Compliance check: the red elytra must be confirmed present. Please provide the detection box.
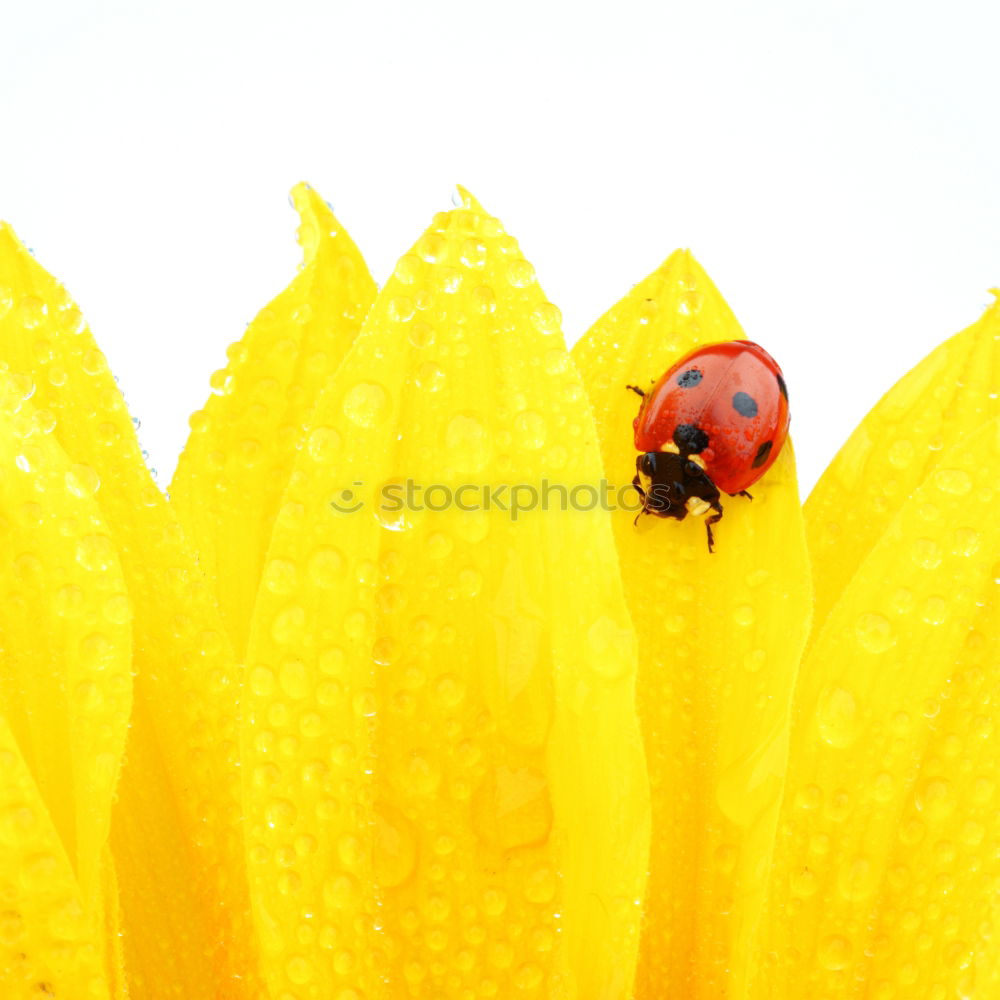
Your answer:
[628,340,790,550]
[633,340,789,492]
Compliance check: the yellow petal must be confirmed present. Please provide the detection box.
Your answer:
[171,183,377,653]
[0,226,259,995]
[244,192,650,997]
[0,374,131,905]
[758,416,999,996]
[0,374,132,998]
[805,293,1000,632]
[573,249,812,997]
[0,710,110,998]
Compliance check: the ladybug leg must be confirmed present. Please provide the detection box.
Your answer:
[626,384,646,398]
[704,500,724,554]
[632,473,648,526]
[734,490,753,501]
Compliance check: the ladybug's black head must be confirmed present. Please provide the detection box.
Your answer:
[633,450,721,523]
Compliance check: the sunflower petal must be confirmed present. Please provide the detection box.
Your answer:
[0,710,110,998]
[0,226,259,995]
[0,374,132,998]
[758,416,999,996]
[243,192,650,998]
[171,183,377,653]
[573,250,812,997]
[805,293,1000,632]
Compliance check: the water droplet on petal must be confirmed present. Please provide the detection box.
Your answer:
[817,686,859,748]
[446,413,491,473]
[342,382,388,428]
[855,613,894,653]
[819,935,851,971]
[65,464,100,498]
[933,467,972,495]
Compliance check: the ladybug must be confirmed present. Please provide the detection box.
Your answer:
[627,340,789,552]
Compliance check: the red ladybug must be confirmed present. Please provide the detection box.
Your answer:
[627,340,789,551]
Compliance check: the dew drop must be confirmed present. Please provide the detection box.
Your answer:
[855,613,894,653]
[915,778,954,821]
[426,532,453,559]
[472,285,496,314]
[291,302,313,325]
[307,426,342,462]
[76,533,116,572]
[933,467,973,496]
[286,956,313,985]
[838,857,876,901]
[816,686,859,748]
[374,802,417,887]
[514,410,546,450]
[271,605,306,644]
[308,546,344,587]
[375,479,417,532]
[65,463,100,498]
[342,382,388,428]
[394,253,423,285]
[523,866,558,904]
[415,361,445,392]
[461,238,487,268]
[530,302,561,335]
[103,594,131,626]
[249,666,276,697]
[911,537,942,570]
[388,296,415,323]
[516,963,544,990]
[507,259,536,288]
[921,595,948,625]
[18,296,46,329]
[408,320,435,348]
[264,558,298,595]
[352,688,376,717]
[32,409,57,434]
[446,413,491,473]
[950,526,980,557]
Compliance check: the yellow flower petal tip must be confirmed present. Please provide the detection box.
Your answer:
[171,183,377,653]
[573,249,811,996]
[806,291,1000,629]
[453,184,486,212]
[243,194,649,998]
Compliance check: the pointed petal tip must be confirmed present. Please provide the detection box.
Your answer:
[289,182,338,261]
[453,184,486,213]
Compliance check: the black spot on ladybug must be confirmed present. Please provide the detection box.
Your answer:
[732,391,758,418]
[676,368,703,388]
[776,372,788,400]
[673,423,709,455]
[752,440,773,468]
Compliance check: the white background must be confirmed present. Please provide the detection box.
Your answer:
[2,0,998,495]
